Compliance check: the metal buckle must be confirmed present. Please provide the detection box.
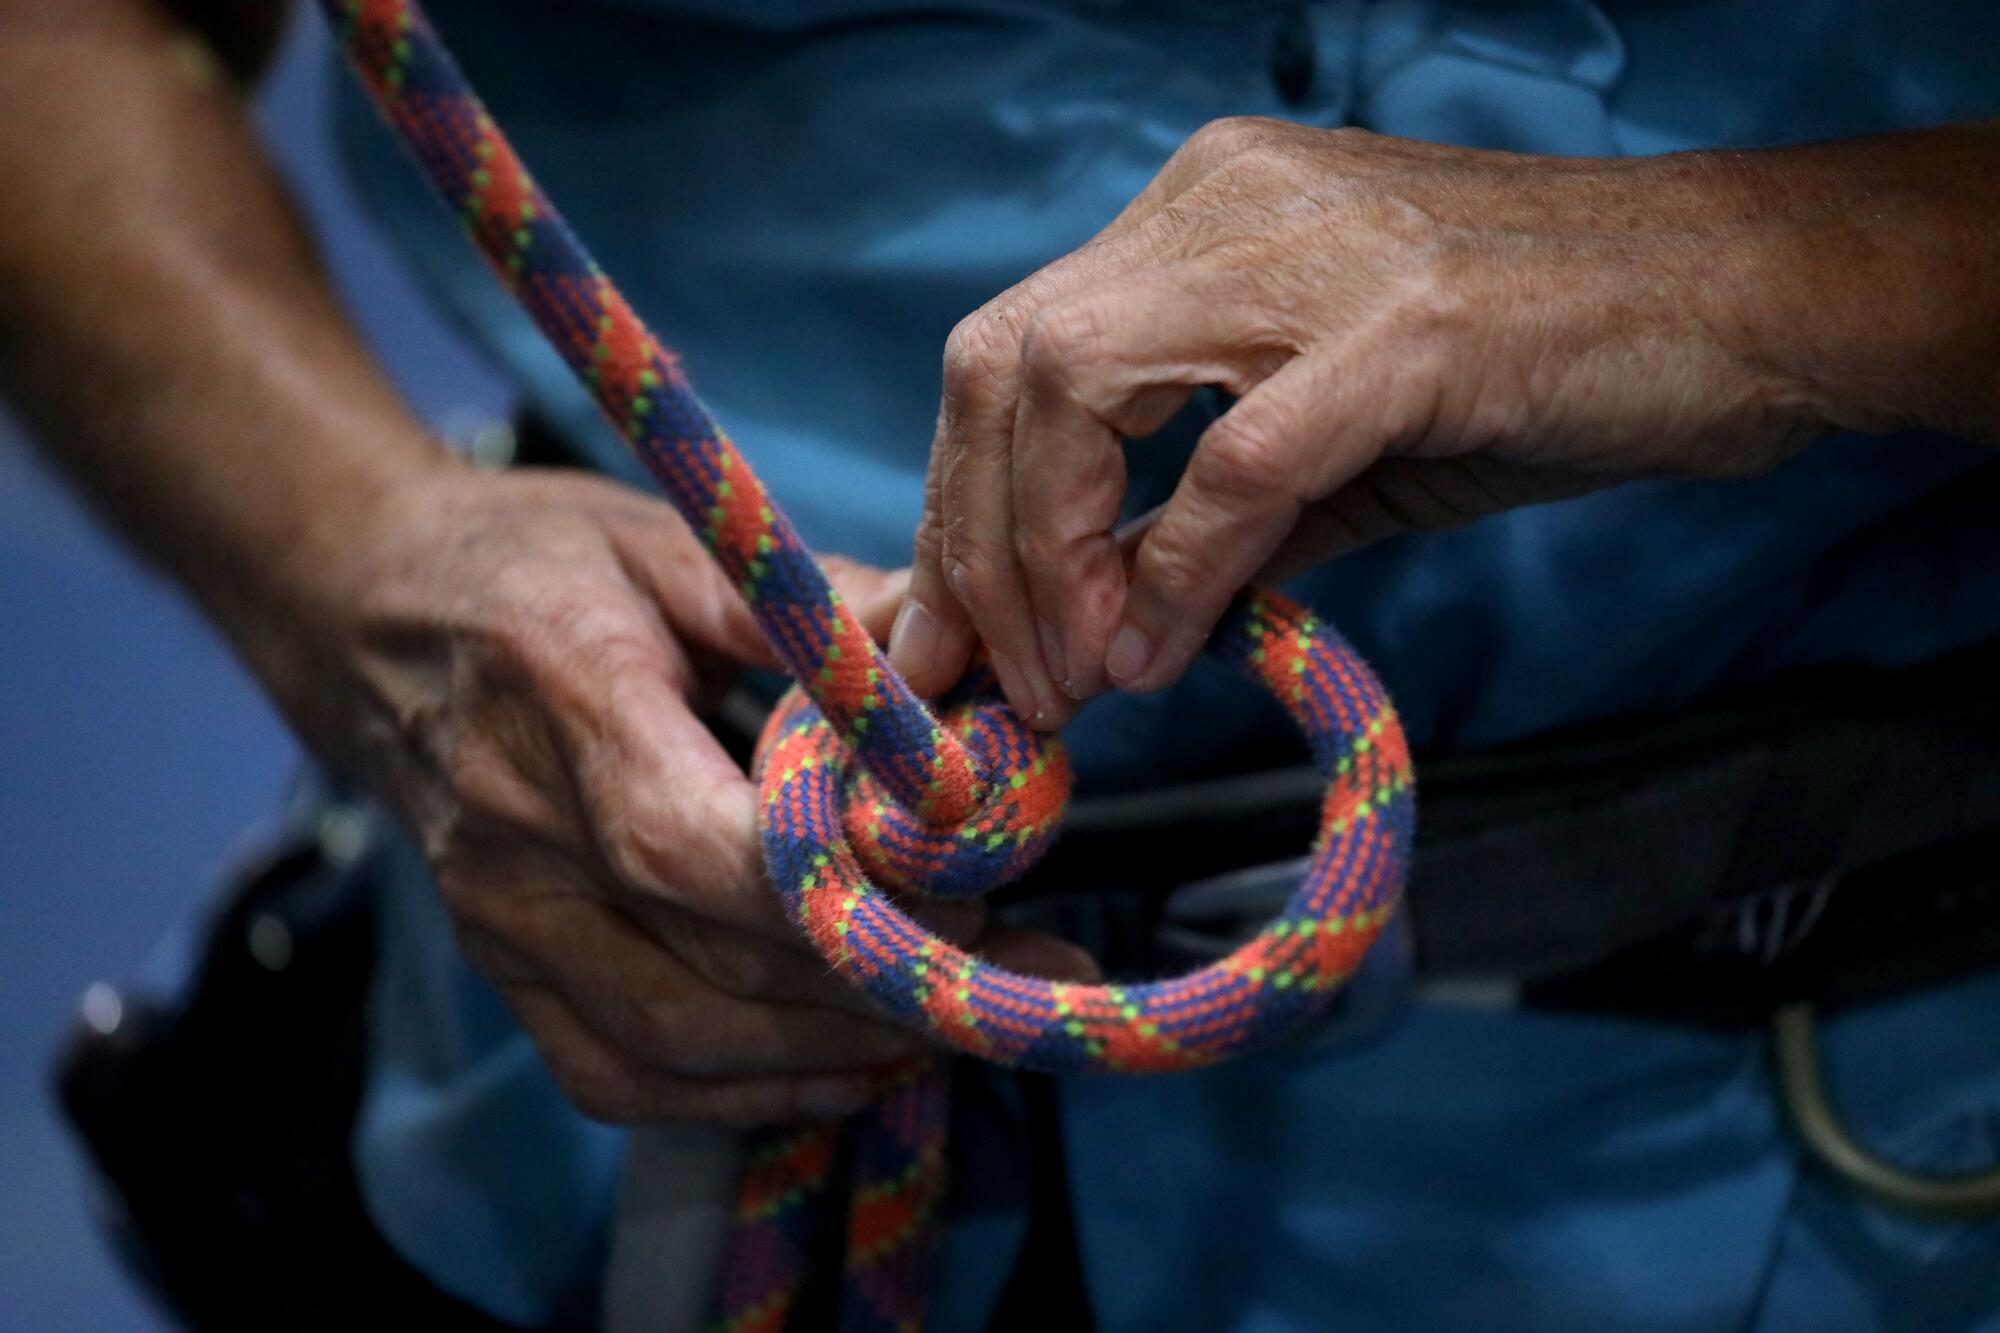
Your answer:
[1156,856,1416,1052]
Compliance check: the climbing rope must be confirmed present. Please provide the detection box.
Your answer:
[324,3,1416,1327]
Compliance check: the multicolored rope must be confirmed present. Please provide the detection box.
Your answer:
[324,3,1416,1327]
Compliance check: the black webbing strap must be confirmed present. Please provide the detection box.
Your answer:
[1005,637,2000,1002]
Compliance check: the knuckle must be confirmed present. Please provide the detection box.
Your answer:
[936,540,1012,609]
[1323,124,1378,155]
[1198,406,1299,501]
[1186,115,1280,165]
[908,504,948,566]
[602,823,666,900]
[940,308,1020,404]
[1018,300,1107,397]
[482,556,556,624]
[1137,527,1223,604]
[1184,114,1296,174]
[543,600,664,683]
[1012,524,1074,580]
[596,793,681,902]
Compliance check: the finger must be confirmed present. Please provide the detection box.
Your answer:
[1011,266,1293,701]
[977,925,1102,982]
[632,893,985,1022]
[504,984,891,1127]
[1259,456,1613,577]
[896,226,1171,717]
[632,897,908,1018]
[562,660,801,945]
[504,892,929,1078]
[894,425,988,699]
[596,483,780,671]
[561,628,1001,964]
[929,306,1063,726]
[820,556,910,644]
[456,829,986,1018]
[1105,116,1278,232]
[1110,350,1425,692]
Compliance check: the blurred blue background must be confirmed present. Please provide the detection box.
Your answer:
[0,12,504,1328]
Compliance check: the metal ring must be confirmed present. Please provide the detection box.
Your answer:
[1770,1001,2000,1218]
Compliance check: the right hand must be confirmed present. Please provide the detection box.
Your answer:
[256,458,1096,1127]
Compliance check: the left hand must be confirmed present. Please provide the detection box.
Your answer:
[887,117,1923,721]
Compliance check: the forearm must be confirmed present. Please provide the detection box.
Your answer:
[1701,120,2000,446]
[0,2,453,686]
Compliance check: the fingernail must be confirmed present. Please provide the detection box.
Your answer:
[989,648,1032,719]
[1027,670,1068,731]
[1105,623,1153,686]
[888,599,940,681]
[1036,618,1067,693]
[797,1077,876,1120]
[990,646,1066,728]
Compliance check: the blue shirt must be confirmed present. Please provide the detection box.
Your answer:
[332,1,2000,1324]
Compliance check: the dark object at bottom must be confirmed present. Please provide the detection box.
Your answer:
[53,821,529,1332]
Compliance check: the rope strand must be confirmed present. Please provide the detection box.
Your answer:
[324,3,1415,1325]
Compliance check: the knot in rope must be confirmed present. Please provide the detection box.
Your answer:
[757,587,1411,1074]
[330,0,1413,1074]
[329,3,1417,1320]
[789,663,1073,902]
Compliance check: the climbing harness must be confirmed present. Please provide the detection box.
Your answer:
[323,2,1415,1326]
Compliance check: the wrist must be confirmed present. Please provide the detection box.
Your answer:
[214,420,468,739]
[1684,128,2000,444]
[258,421,469,611]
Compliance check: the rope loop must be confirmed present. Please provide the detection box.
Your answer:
[328,5,1419,1320]
[757,591,1413,1074]
[326,0,1415,1076]
[830,663,1071,901]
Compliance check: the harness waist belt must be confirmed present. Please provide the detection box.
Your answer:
[1003,637,2000,1018]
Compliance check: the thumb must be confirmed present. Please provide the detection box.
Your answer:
[821,556,913,645]
[651,553,913,670]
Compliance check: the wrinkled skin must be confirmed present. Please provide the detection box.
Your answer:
[5,3,1992,1132]
[890,118,1996,722]
[284,464,1095,1126]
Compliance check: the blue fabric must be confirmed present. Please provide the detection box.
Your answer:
[328,0,2000,1325]
[1043,965,2000,1333]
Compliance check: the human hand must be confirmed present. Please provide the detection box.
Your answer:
[260,461,1094,1126]
[890,118,1943,720]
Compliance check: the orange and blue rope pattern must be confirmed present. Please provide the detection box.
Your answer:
[324,3,1415,1327]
